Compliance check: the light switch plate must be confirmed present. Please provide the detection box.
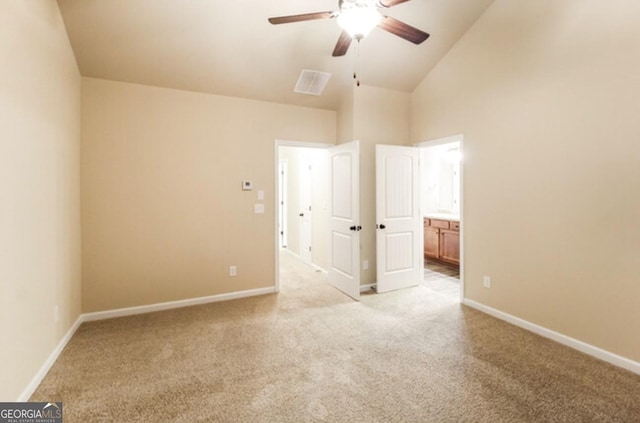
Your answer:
[254,203,264,214]
[257,190,264,200]
[483,276,491,288]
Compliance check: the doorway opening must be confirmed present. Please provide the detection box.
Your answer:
[417,135,463,302]
[274,141,332,293]
[278,160,288,249]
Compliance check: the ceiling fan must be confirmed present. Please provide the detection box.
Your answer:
[268,0,430,57]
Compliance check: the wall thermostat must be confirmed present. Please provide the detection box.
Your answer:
[242,181,253,191]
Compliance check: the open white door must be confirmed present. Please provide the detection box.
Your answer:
[328,141,360,300]
[375,145,422,293]
[278,160,287,248]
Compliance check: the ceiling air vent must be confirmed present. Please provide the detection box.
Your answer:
[294,70,331,96]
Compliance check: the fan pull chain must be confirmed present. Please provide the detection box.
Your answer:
[354,38,361,87]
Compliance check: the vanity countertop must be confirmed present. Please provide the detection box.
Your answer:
[424,213,460,222]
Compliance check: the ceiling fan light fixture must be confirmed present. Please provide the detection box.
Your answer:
[337,1,382,39]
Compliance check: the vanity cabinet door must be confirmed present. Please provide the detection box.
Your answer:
[439,229,460,265]
[424,226,440,259]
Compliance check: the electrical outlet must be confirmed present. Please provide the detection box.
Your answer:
[54,305,60,323]
[363,260,369,270]
[229,266,237,277]
[483,276,491,288]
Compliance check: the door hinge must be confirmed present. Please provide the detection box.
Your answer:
[308,246,311,252]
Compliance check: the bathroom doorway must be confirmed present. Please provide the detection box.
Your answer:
[418,136,463,302]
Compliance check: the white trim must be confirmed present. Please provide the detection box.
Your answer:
[282,247,327,274]
[275,144,281,293]
[463,299,640,376]
[17,315,83,401]
[282,246,300,259]
[18,287,277,400]
[310,263,328,274]
[457,137,465,303]
[360,283,376,293]
[83,287,275,322]
[275,140,335,149]
[414,134,464,148]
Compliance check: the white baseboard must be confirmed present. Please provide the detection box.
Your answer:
[18,286,276,401]
[83,287,276,322]
[360,283,376,293]
[310,263,328,274]
[17,315,83,401]
[282,249,327,274]
[463,299,640,376]
[282,248,300,260]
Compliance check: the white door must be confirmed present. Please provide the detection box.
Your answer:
[328,141,360,300]
[375,145,422,293]
[278,161,288,248]
[299,157,312,264]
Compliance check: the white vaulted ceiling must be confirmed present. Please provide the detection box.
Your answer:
[57,0,494,110]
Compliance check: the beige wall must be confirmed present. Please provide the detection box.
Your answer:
[337,88,355,143]
[81,78,335,312]
[340,85,411,285]
[0,1,82,400]
[412,0,640,361]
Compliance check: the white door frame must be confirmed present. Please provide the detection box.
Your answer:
[274,140,334,293]
[415,134,465,303]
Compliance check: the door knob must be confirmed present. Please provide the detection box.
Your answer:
[349,226,357,231]
[357,226,362,231]
[299,213,304,217]
[378,224,386,229]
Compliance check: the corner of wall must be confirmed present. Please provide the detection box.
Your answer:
[0,0,83,400]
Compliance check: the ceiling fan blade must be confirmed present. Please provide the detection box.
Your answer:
[378,0,412,7]
[268,11,334,25]
[332,31,353,57]
[378,16,429,44]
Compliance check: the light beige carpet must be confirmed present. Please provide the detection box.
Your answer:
[32,252,640,422]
